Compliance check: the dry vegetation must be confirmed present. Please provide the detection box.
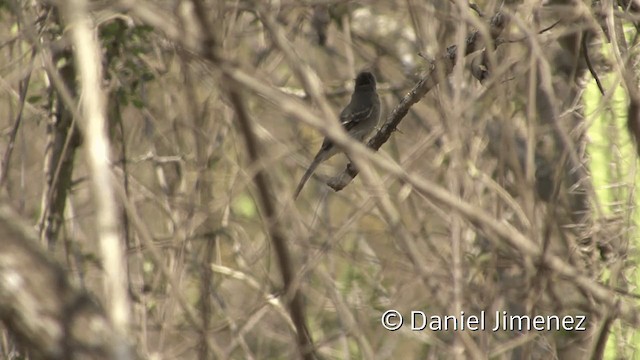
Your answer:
[0,0,639,359]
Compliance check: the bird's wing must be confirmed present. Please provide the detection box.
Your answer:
[340,103,374,131]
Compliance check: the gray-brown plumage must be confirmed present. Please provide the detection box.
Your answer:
[294,72,381,199]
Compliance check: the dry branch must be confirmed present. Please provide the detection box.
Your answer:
[62,0,131,358]
[227,83,316,360]
[0,205,117,360]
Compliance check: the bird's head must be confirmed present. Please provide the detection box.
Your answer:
[354,71,376,89]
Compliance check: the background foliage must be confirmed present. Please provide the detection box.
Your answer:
[0,0,639,359]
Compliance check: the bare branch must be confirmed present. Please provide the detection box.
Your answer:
[62,0,131,357]
[0,205,118,360]
[227,82,317,360]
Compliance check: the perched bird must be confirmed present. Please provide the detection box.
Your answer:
[293,71,381,199]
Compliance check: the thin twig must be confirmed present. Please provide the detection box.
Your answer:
[0,49,35,189]
[112,178,226,358]
[582,32,605,95]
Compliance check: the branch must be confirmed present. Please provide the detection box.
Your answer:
[227,82,316,360]
[0,205,119,360]
[62,0,131,357]
[328,12,507,191]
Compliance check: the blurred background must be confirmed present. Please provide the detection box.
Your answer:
[0,0,639,359]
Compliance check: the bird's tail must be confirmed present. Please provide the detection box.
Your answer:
[293,152,327,199]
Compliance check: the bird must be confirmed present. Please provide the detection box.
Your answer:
[293,71,381,199]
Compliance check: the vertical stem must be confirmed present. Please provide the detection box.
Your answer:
[64,0,131,357]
